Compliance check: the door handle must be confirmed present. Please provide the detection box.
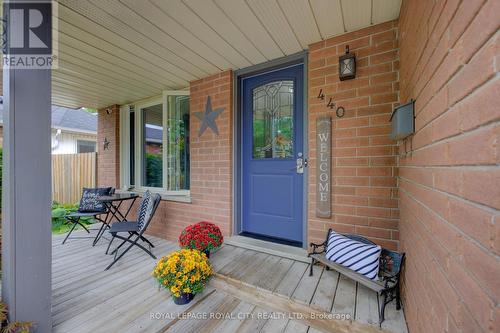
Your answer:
[296,153,307,174]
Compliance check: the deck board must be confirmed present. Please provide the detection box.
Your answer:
[283,320,309,333]
[310,270,339,312]
[52,230,407,333]
[355,283,380,326]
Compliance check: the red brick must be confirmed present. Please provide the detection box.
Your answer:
[336,157,368,166]
[97,105,120,187]
[304,23,400,315]
[448,35,497,106]
[460,238,500,301]
[398,0,499,330]
[355,226,392,239]
[371,92,398,104]
[448,259,494,332]
[356,104,392,116]
[369,197,398,208]
[371,29,396,44]
[370,50,398,65]
[357,146,393,156]
[458,0,500,65]
[357,167,392,177]
[370,72,398,85]
[458,77,500,132]
[370,177,397,187]
[448,0,485,46]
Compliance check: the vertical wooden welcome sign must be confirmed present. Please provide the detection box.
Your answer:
[316,117,331,218]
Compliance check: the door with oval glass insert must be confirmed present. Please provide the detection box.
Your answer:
[241,64,304,246]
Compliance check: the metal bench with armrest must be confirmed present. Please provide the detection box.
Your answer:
[308,228,405,326]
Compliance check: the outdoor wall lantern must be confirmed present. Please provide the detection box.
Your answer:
[103,137,110,150]
[339,45,356,81]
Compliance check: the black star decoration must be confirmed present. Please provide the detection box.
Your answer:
[194,96,224,137]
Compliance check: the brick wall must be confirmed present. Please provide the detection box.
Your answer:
[307,21,400,250]
[398,0,499,332]
[97,104,120,188]
[101,71,233,241]
[0,126,3,148]
[147,71,233,240]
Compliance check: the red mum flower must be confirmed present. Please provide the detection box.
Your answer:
[178,221,224,252]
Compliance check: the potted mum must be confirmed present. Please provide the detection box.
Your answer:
[153,249,212,305]
[179,221,223,258]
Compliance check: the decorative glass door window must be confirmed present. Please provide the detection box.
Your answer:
[252,80,294,159]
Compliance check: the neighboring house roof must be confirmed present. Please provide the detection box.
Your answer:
[0,98,97,134]
[51,106,97,133]
[145,125,163,143]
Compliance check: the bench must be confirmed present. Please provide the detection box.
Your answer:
[308,228,405,326]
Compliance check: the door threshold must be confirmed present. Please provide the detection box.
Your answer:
[225,235,309,263]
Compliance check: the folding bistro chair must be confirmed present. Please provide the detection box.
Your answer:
[105,191,161,270]
[61,187,114,245]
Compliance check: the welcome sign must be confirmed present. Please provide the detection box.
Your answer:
[316,117,331,218]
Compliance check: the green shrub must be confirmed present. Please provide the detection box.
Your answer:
[51,202,94,234]
[145,153,162,187]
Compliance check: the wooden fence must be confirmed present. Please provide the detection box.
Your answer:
[52,152,97,205]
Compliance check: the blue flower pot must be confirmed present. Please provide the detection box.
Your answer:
[203,249,210,258]
[173,292,194,305]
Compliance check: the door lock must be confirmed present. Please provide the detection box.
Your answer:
[296,153,307,174]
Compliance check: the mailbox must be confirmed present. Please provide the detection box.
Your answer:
[390,100,415,140]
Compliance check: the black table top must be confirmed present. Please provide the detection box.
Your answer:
[98,193,139,202]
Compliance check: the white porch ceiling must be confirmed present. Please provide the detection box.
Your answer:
[5,0,402,109]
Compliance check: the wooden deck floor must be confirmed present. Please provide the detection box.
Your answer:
[52,230,407,333]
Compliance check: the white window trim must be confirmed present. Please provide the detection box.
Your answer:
[120,91,190,202]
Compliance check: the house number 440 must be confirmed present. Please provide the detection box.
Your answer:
[317,88,346,118]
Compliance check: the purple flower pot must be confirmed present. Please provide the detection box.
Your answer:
[173,292,195,305]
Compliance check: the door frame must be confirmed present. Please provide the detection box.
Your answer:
[232,51,309,249]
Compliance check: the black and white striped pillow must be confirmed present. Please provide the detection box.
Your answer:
[137,190,152,231]
[326,230,381,280]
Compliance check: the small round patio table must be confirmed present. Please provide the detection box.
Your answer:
[94,193,139,245]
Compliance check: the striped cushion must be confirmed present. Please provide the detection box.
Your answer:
[326,230,381,280]
[137,190,152,231]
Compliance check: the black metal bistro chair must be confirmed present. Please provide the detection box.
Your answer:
[105,191,161,270]
[61,187,114,245]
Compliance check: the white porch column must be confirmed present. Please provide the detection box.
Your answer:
[1,5,52,332]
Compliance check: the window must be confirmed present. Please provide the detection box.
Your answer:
[252,81,294,159]
[77,140,96,153]
[121,92,190,196]
[166,95,190,190]
[142,103,163,188]
[129,108,135,186]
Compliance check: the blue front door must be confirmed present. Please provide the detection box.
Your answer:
[241,64,304,246]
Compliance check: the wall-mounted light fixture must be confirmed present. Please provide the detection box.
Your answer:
[339,45,356,81]
[103,137,110,150]
[106,108,112,115]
